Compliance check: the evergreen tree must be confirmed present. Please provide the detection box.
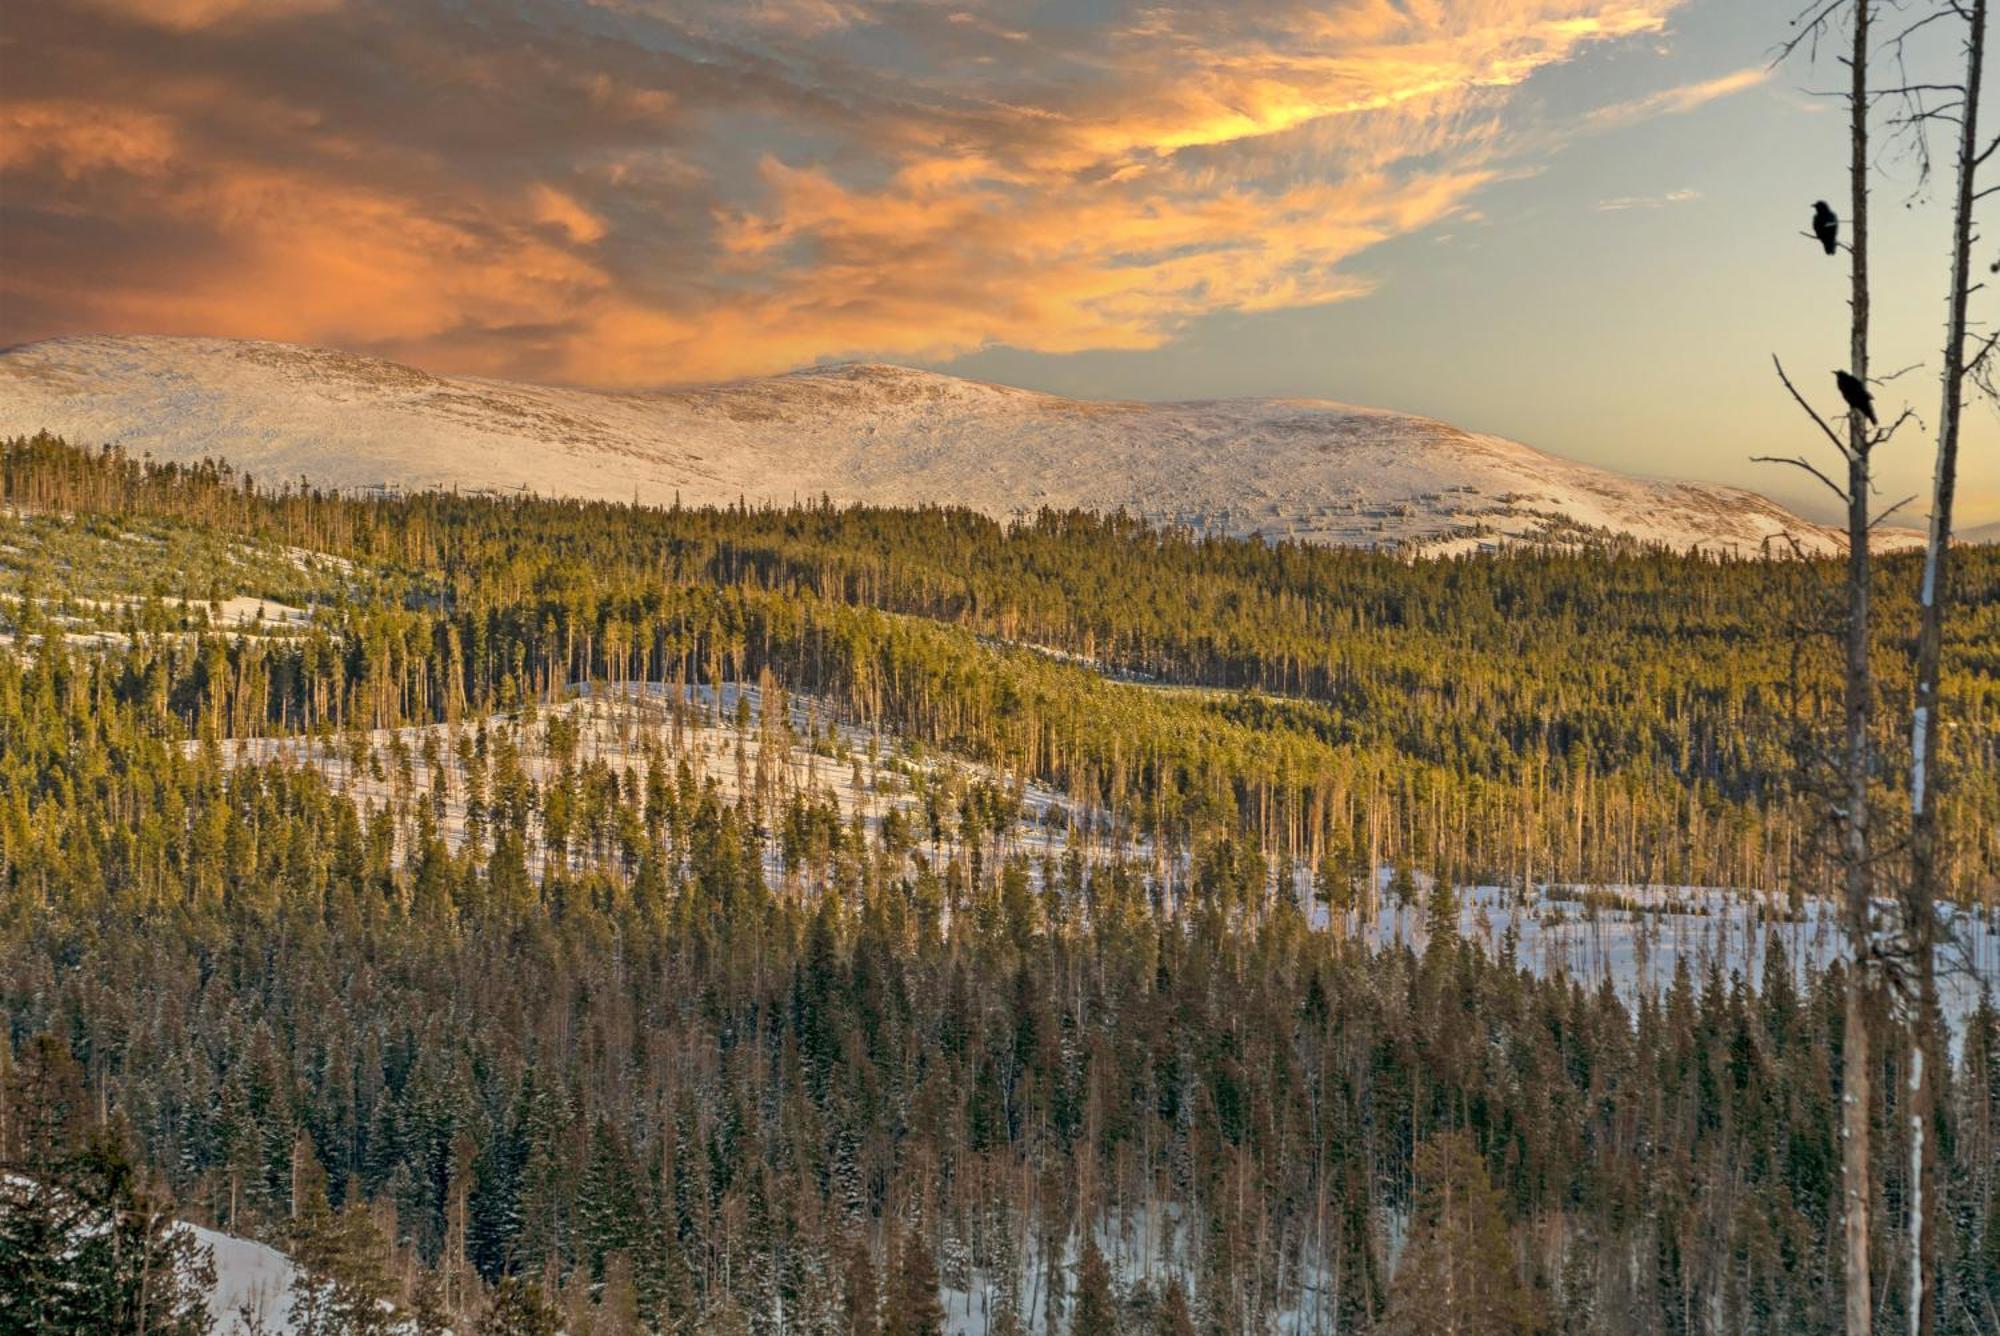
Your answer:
[884,1230,945,1336]
[1384,1131,1542,1335]
[1154,1277,1196,1336]
[1072,1236,1117,1335]
[479,1275,562,1336]
[844,1238,880,1336]
[288,1186,397,1336]
[1426,876,1459,942]
[1390,861,1418,911]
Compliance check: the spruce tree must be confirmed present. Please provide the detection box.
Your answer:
[478,1275,562,1336]
[0,1037,214,1336]
[1072,1236,1117,1335]
[843,1238,880,1336]
[1383,1131,1542,1335]
[1155,1277,1197,1336]
[883,1229,945,1336]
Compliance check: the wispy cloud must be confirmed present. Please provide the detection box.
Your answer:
[1597,188,1702,210]
[2,0,1694,385]
[1588,65,1771,129]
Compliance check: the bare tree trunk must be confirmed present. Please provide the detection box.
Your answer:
[1841,7,1877,1333]
[1905,4,1986,1330]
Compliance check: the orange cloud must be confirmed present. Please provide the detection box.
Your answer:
[1588,65,1771,126]
[2,0,1694,386]
[79,0,340,30]
[529,185,609,246]
[0,102,179,178]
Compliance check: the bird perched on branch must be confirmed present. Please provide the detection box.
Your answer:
[1834,370,1876,425]
[1812,201,1838,256]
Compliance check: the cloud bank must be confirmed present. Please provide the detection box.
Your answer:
[2,0,1715,385]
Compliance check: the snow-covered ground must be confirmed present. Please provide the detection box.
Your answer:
[0,334,1893,556]
[183,1221,301,1334]
[213,684,1999,1042]
[934,1200,1374,1335]
[1351,881,2000,1047]
[210,681,1127,888]
[73,594,313,630]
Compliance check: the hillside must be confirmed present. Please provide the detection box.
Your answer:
[5,433,2000,1334]
[0,334,1872,555]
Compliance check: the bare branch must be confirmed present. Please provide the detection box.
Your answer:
[1772,353,1859,458]
[1964,326,2000,373]
[1774,0,1851,63]
[1754,453,1855,502]
[1886,6,1967,48]
[1867,404,1923,444]
[1870,494,1919,527]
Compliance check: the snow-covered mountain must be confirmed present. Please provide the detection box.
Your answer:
[0,334,1867,555]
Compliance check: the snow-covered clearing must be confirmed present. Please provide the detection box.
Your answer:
[1351,881,2000,1046]
[208,684,2000,1041]
[184,1221,301,1334]
[75,593,313,630]
[211,681,1127,888]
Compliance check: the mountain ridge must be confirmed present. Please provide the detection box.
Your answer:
[0,334,1891,555]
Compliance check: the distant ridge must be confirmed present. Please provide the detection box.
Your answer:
[0,334,1886,556]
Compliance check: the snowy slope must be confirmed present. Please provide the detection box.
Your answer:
[0,334,1877,555]
[183,1221,302,1334]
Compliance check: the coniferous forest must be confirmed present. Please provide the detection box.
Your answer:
[1,433,1998,1333]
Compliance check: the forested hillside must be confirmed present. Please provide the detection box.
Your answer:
[1,434,1997,1333]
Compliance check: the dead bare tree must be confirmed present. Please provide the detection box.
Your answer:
[1888,1,1990,1329]
[1769,3,1885,1328]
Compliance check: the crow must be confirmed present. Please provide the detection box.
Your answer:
[1834,370,1876,425]
[1813,201,1839,255]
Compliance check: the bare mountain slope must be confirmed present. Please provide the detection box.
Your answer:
[0,334,1864,554]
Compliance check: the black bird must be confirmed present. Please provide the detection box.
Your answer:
[1813,200,1838,255]
[1834,370,1876,424]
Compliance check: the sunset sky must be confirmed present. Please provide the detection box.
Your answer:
[4,0,1996,525]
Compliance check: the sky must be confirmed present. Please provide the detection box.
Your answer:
[2,0,1996,526]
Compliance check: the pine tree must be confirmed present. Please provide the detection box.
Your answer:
[1073,1236,1117,1335]
[1426,876,1459,942]
[843,1238,880,1336]
[409,1270,453,1336]
[1389,860,1418,911]
[289,1193,398,1335]
[1383,1131,1542,1335]
[883,1229,945,1336]
[479,1275,562,1335]
[597,1248,642,1335]
[1155,1277,1197,1336]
